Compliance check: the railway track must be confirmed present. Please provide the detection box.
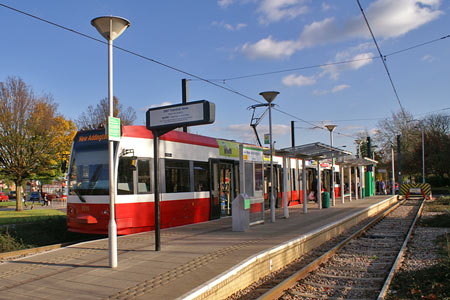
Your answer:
[253,197,424,300]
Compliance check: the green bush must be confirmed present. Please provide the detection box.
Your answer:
[426,175,450,187]
[0,228,25,252]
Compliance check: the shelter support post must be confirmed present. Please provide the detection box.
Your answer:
[317,161,322,209]
[283,156,289,218]
[360,166,364,199]
[340,166,344,204]
[348,167,352,202]
[302,159,307,214]
[354,166,358,200]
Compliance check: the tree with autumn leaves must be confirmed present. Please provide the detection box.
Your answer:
[0,77,77,211]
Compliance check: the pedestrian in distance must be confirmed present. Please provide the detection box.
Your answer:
[381,181,386,195]
[311,176,318,202]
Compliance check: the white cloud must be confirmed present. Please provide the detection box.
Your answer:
[212,21,247,31]
[313,89,329,96]
[241,0,443,59]
[225,123,290,142]
[422,54,435,62]
[282,74,316,87]
[313,84,350,95]
[364,0,443,38]
[321,3,331,11]
[257,0,309,24]
[218,0,235,8]
[321,48,375,80]
[149,101,173,108]
[332,84,350,92]
[241,35,301,59]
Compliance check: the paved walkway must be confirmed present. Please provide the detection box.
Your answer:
[0,195,393,300]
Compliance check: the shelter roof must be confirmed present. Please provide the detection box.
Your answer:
[337,156,378,167]
[271,142,352,160]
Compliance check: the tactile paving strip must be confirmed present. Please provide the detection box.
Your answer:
[105,239,263,300]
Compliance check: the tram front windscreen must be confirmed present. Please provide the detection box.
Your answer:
[68,130,110,196]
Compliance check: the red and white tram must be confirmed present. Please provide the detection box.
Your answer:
[67,125,342,235]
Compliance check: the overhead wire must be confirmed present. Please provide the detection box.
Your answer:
[192,36,449,83]
[1,3,447,142]
[0,2,334,133]
[356,0,407,119]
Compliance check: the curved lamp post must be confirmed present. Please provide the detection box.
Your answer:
[325,124,337,206]
[91,16,130,269]
[259,91,279,223]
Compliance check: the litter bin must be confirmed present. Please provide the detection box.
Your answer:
[322,192,330,208]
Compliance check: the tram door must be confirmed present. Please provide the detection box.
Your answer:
[210,160,238,219]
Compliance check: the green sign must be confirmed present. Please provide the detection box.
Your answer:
[218,139,240,158]
[108,117,121,141]
[264,134,270,144]
[244,199,251,210]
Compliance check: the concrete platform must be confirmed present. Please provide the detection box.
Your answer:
[0,195,396,300]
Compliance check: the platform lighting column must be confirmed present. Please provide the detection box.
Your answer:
[354,166,358,200]
[302,159,307,213]
[91,16,130,269]
[259,91,279,223]
[391,147,395,196]
[421,125,425,183]
[325,125,337,206]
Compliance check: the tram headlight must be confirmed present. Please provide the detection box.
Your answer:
[68,207,74,214]
[103,209,109,215]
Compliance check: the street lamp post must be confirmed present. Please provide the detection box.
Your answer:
[91,16,130,269]
[259,91,279,223]
[421,128,425,183]
[411,120,426,183]
[325,125,337,206]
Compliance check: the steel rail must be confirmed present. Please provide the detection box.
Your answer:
[257,199,408,300]
[377,198,425,299]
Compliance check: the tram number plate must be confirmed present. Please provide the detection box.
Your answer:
[409,188,421,194]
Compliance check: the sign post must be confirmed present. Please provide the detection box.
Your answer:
[146,100,215,251]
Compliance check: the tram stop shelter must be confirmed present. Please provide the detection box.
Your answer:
[268,142,352,218]
[337,156,378,200]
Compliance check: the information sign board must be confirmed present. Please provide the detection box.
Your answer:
[108,117,121,141]
[146,100,215,131]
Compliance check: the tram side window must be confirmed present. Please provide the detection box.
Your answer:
[118,157,134,195]
[138,159,151,194]
[165,159,190,193]
[194,161,210,192]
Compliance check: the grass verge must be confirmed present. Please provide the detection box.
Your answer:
[0,209,66,225]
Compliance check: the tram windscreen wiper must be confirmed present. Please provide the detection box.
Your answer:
[73,188,86,203]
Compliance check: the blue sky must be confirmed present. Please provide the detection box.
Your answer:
[1,0,449,153]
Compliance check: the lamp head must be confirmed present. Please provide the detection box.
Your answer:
[325,124,337,132]
[259,91,279,103]
[91,16,130,41]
